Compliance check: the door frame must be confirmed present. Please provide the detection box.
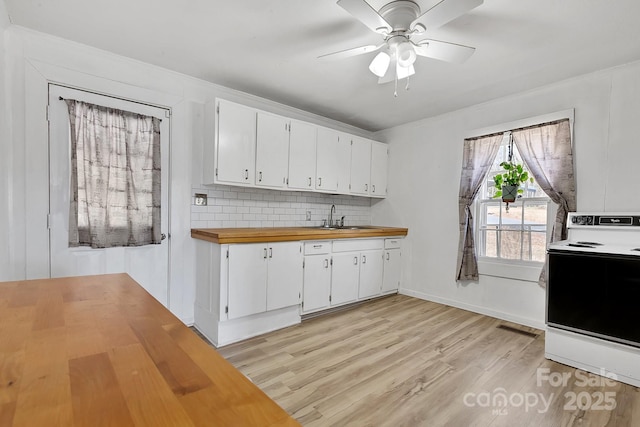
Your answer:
[24,59,181,307]
[47,83,172,305]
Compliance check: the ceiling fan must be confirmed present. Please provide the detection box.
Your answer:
[321,0,483,86]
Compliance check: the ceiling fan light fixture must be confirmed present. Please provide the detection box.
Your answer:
[396,40,416,67]
[396,64,415,80]
[369,51,391,77]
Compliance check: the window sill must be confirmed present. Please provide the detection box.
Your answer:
[477,257,543,282]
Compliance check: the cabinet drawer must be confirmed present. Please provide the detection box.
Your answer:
[304,241,331,255]
[385,238,402,249]
[332,239,383,253]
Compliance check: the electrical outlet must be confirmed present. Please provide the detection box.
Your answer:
[195,193,208,206]
[306,211,312,221]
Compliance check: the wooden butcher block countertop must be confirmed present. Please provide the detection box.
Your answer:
[0,273,299,427]
[191,226,409,244]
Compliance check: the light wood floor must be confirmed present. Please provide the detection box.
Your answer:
[211,295,640,427]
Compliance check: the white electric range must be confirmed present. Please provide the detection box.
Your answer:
[546,212,640,387]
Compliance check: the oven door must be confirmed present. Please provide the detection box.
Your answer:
[547,249,640,348]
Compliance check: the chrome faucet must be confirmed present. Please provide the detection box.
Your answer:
[328,204,336,227]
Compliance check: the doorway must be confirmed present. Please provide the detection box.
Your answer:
[48,84,171,306]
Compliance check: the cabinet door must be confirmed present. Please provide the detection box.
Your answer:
[228,244,267,319]
[316,127,339,191]
[288,120,317,190]
[267,242,303,311]
[336,133,352,195]
[382,249,401,293]
[331,253,360,306]
[370,141,388,197]
[303,255,331,313]
[350,136,371,195]
[256,112,289,188]
[358,250,383,299]
[216,99,256,185]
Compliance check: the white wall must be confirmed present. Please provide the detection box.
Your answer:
[2,25,375,323]
[0,0,11,280]
[372,60,640,329]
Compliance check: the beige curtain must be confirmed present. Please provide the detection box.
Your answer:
[66,99,162,248]
[455,134,503,280]
[512,118,575,287]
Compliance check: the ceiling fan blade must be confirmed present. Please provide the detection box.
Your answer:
[337,0,392,34]
[318,44,382,60]
[414,39,475,63]
[411,0,483,32]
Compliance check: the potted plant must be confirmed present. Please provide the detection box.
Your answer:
[492,161,533,204]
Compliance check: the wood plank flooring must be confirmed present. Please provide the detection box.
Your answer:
[211,295,640,427]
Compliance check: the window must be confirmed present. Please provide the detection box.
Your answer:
[66,99,162,248]
[475,133,550,263]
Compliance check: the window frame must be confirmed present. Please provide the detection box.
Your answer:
[465,109,574,282]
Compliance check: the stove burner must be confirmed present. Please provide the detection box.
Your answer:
[576,241,603,246]
[567,243,596,248]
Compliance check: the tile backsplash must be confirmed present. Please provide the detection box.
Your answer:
[191,184,372,229]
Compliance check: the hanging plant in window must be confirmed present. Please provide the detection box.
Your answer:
[492,134,533,212]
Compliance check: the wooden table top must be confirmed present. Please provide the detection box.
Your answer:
[191,226,409,244]
[0,274,300,426]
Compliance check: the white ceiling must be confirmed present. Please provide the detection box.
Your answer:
[5,0,640,131]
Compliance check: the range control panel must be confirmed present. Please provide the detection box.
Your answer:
[568,213,640,227]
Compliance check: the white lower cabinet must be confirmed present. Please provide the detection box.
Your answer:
[382,238,402,294]
[194,236,402,345]
[227,243,268,319]
[358,249,384,299]
[302,241,331,313]
[228,242,303,319]
[303,238,395,314]
[195,240,302,346]
[331,253,360,305]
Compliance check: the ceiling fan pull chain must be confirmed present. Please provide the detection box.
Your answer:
[405,75,410,91]
[394,72,398,97]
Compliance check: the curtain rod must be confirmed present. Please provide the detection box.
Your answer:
[465,118,569,141]
[58,96,163,121]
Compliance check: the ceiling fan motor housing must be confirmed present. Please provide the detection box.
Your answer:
[378,0,421,32]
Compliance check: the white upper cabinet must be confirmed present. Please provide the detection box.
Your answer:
[370,141,389,197]
[210,98,388,198]
[256,112,290,188]
[350,136,372,196]
[315,127,340,192]
[287,120,317,190]
[215,99,256,185]
[336,133,352,195]
[316,128,351,194]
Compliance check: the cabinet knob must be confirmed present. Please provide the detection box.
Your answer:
[372,184,376,193]
[269,248,273,258]
[365,184,368,192]
[318,177,322,187]
[308,177,312,187]
[258,171,263,182]
[353,256,358,265]
[362,255,367,264]
[324,259,329,268]
[386,252,390,261]
[263,248,268,259]
[244,169,249,180]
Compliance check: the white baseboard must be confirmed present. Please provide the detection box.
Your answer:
[399,288,545,331]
